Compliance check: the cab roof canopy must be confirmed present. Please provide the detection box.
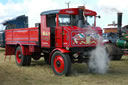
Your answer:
[41,8,97,16]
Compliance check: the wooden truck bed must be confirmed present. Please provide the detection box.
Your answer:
[5,27,39,46]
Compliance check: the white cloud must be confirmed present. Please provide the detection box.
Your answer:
[25,0,60,27]
[0,0,97,29]
[0,0,27,24]
[97,0,128,27]
[1,0,127,29]
[0,0,88,28]
[98,0,128,11]
[0,0,60,28]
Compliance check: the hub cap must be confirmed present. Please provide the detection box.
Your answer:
[16,50,22,64]
[54,55,64,73]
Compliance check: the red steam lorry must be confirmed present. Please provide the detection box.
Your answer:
[5,6,102,76]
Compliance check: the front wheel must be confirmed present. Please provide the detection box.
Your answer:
[51,51,71,76]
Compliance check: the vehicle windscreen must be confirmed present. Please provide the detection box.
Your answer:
[59,14,95,27]
[86,16,95,26]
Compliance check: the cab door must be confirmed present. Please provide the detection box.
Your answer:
[40,15,51,48]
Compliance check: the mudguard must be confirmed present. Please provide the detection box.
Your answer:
[16,43,32,56]
[49,48,70,64]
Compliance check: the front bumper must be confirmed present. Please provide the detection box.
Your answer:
[69,47,95,56]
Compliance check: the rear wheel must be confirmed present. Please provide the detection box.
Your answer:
[15,46,31,66]
[105,44,123,60]
[112,54,123,60]
[51,51,71,76]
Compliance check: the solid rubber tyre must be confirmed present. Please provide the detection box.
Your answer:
[15,46,31,66]
[112,54,123,60]
[105,44,123,60]
[51,51,71,76]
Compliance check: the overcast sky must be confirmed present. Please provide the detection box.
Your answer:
[0,0,128,30]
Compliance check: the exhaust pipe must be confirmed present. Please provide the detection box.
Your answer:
[117,12,123,38]
[78,9,84,20]
[78,9,84,28]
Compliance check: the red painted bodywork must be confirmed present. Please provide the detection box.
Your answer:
[5,7,102,58]
[40,15,51,48]
[62,26,101,48]
[55,27,63,47]
[5,27,39,55]
[54,55,64,73]
[59,8,97,16]
[6,27,39,45]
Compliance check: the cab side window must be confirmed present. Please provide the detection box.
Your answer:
[46,14,56,27]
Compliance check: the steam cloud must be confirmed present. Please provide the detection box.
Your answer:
[99,6,120,13]
[88,37,110,74]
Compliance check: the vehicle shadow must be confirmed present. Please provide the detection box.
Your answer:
[29,58,128,76]
[71,63,89,76]
[30,58,46,66]
[30,59,89,75]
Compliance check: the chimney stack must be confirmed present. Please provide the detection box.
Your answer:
[117,12,122,37]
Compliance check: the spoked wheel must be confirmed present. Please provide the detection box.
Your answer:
[15,46,31,66]
[51,51,71,76]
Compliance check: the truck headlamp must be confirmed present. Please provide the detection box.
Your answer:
[66,47,69,50]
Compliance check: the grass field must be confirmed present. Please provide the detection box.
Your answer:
[0,48,128,85]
